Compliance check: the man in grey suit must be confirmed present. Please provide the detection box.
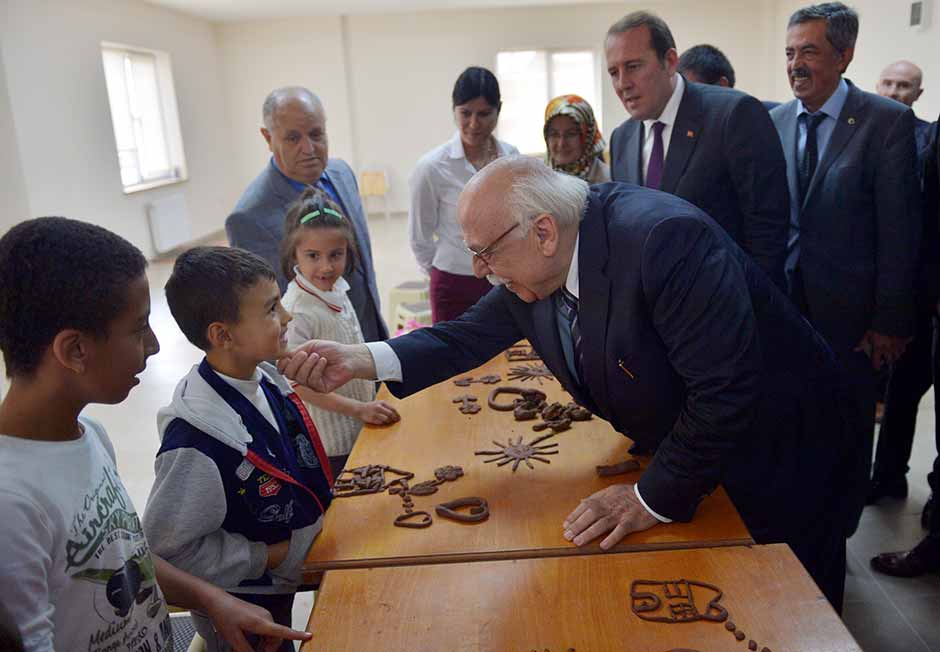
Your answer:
[770,2,921,533]
[607,12,790,289]
[226,87,388,342]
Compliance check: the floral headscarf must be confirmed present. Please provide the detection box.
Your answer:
[543,94,606,180]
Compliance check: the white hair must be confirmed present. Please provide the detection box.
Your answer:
[502,156,589,235]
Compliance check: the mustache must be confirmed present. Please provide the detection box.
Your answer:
[791,67,811,78]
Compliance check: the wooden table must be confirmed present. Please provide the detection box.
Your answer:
[304,353,752,573]
[302,544,860,652]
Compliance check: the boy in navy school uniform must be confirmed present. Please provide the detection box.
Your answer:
[143,246,334,652]
[0,218,311,652]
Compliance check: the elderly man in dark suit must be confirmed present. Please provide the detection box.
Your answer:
[226,86,387,342]
[279,156,855,610]
[607,12,789,289]
[769,3,921,534]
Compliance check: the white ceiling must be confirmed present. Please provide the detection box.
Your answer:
[145,0,601,22]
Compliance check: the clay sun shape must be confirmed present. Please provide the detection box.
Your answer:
[475,434,559,472]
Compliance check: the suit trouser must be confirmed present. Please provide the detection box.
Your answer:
[872,313,938,485]
[836,348,878,538]
[790,266,876,536]
[721,360,855,613]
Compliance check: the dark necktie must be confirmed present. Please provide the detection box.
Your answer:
[556,287,584,381]
[645,121,666,189]
[798,113,826,205]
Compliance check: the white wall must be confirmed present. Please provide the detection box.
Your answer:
[0,23,29,234]
[771,0,940,119]
[218,0,779,214]
[216,16,356,194]
[0,0,239,258]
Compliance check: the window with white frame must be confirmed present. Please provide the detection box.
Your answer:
[496,49,602,155]
[101,44,187,193]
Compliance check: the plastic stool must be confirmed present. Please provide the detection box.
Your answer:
[394,300,432,333]
[386,280,429,327]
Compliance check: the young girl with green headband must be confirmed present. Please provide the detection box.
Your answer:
[280,188,400,477]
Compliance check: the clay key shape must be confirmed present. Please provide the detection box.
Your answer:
[453,395,481,414]
[394,511,433,528]
[436,497,490,522]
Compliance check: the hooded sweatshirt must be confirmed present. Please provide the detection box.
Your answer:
[142,359,333,595]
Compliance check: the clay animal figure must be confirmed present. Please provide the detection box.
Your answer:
[630,579,728,624]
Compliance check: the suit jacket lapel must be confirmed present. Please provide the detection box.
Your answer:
[661,83,701,193]
[776,102,801,211]
[621,122,643,185]
[575,193,612,418]
[265,161,302,205]
[803,81,864,208]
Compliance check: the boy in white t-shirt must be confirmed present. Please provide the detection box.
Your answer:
[0,217,311,652]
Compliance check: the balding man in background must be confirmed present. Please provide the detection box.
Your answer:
[226,87,387,342]
[876,60,932,157]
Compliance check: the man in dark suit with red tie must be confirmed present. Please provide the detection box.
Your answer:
[607,11,790,289]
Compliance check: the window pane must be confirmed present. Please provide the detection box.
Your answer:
[550,51,600,127]
[103,48,142,187]
[102,44,183,190]
[496,50,548,154]
[127,52,172,182]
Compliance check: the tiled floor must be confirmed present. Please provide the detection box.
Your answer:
[844,398,940,652]
[5,214,939,649]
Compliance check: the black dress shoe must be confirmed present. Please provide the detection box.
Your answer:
[865,476,908,505]
[923,495,934,530]
[871,537,940,578]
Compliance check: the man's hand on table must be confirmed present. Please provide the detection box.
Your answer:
[563,484,660,549]
[278,341,375,392]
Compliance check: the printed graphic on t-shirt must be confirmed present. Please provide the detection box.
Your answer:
[66,465,171,652]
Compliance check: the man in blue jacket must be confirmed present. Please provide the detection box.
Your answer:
[279,156,855,611]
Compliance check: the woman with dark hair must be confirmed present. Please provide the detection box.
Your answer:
[408,66,519,323]
[543,94,610,184]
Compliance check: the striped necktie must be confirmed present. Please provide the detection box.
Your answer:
[556,287,584,380]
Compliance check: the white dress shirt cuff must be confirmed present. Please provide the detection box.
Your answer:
[365,342,403,382]
[634,484,673,523]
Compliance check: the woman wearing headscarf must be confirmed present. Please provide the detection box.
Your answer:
[543,94,610,184]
